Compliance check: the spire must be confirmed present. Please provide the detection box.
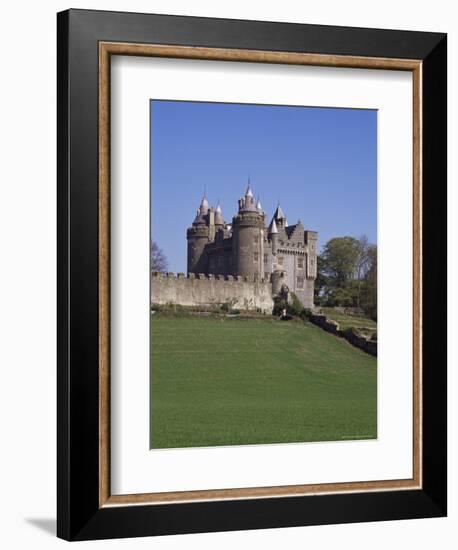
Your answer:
[240,177,258,212]
[256,195,263,212]
[215,201,224,225]
[273,204,286,221]
[269,218,278,234]
[199,194,209,215]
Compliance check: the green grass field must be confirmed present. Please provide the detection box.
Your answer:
[320,308,377,337]
[150,313,377,449]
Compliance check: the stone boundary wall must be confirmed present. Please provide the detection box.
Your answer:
[151,271,274,313]
[309,313,377,357]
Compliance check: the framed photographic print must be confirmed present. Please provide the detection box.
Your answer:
[57,9,447,541]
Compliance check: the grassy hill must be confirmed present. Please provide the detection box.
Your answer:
[150,313,377,449]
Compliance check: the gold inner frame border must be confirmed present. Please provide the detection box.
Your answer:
[98,42,422,507]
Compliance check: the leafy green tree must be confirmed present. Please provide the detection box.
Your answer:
[317,236,377,312]
[354,235,372,307]
[360,244,377,320]
[320,236,361,287]
[314,255,328,305]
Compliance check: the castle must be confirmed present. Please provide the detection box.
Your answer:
[186,182,317,308]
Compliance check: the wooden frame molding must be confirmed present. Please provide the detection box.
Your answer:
[98,41,423,508]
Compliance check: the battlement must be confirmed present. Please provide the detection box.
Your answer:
[151,271,274,313]
[151,271,272,283]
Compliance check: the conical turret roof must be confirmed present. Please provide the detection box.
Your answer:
[193,208,205,224]
[199,194,209,215]
[215,202,224,225]
[273,204,286,220]
[268,218,278,234]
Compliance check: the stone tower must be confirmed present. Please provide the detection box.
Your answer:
[186,195,210,273]
[231,183,265,278]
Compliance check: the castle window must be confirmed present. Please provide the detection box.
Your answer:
[264,253,268,265]
[297,257,304,269]
[254,235,259,244]
[296,276,304,289]
[253,252,259,262]
[277,256,284,266]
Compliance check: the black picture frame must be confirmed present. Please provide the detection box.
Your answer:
[57,8,447,541]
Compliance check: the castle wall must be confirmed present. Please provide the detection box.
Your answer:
[151,272,274,313]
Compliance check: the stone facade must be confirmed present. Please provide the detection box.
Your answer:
[186,183,317,308]
[151,272,274,313]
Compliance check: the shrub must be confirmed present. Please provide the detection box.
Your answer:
[273,293,304,318]
[300,308,313,321]
[272,298,288,316]
[289,292,304,316]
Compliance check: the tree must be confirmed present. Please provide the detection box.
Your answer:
[320,236,361,287]
[317,235,377,310]
[150,241,168,272]
[313,255,328,305]
[360,244,377,320]
[354,235,371,307]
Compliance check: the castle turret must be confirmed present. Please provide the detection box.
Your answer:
[199,195,209,216]
[268,218,278,255]
[215,202,224,227]
[232,183,265,278]
[272,204,287,230]
[187,195,209,274]
[304,230,318,279]
[271,269,287,298]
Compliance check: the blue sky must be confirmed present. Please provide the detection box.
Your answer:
[150,100,377,273]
